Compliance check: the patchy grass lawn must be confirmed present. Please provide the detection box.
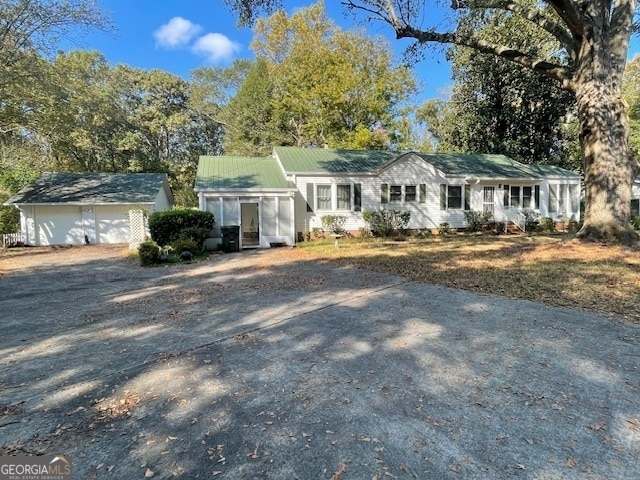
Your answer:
[295,234,640,324]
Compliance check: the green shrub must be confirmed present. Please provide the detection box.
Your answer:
[437,222,451,235]
[149,208,215,247]
[488,221,505,234]
[321,215,347,234]
[538,217,556,232]
[138,240,161,266]
[0,192,20,234]
[362,210,411,237]
[522,209,540,231]
[631,215,640,230]
[358,227,373,238]
[463,210,493,232]
[170,238,199,255]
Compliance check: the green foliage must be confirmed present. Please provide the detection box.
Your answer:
[463,210,493,232]
[321,215,347,234]
[522,209,541,231]
[0,193,19,233]
[437,222,452,235]
[148,208,215,247]
[538,217,556,232]
[138,240,161,266]
[418,9,578,170]
[362,210,411,237]
[170,238,199,255]
[243,2,416,149]
[631,215,640,230]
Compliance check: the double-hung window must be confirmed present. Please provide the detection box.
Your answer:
[440,185,462,210]
[405,185,417,202]
[390,185,402,202]
[337,184,351,210]
[316,184,332,211]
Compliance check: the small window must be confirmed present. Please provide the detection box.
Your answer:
[559,184,567,212]
[381,183,389,204]
[523,186,533,208]
[317,184,332,210]
[448,186,462,209]
[390,185,402,202]
[337,184,351,210]
[632,199,640,215]
[405,185,417,202]
[503,184,510,207]
[510,186,520,208]
[569,184,579,213]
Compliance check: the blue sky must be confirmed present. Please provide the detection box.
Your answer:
[81,0,453,102]
[80,1,638,104]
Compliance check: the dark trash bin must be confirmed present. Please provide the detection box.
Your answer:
[221,225,240,253]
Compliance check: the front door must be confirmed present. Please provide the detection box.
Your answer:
[483,187,495,216]
[241,203,260,247]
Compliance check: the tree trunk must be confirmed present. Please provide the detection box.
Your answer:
[574,37,639,245]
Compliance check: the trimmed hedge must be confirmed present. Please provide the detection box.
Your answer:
[148,208,215,247]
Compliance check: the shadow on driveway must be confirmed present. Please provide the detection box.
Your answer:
[0,247,639,479]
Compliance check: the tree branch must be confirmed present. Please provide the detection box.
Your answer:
[609,0,636,89]
[396,25,576,90]
[460,0,575,53]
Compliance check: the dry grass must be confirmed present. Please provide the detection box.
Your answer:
[296,234,640,324]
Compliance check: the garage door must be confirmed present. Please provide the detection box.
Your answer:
[36,206,84,246]
[95,206,130,244]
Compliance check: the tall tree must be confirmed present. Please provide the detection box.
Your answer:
[226,0,640,244]
[221,58,282,156]
[420,8,579,169]
[0,0,110,134]
[250,2,416,149]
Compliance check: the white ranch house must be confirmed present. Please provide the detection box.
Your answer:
[4,172,173,246]
[196,147,581,249]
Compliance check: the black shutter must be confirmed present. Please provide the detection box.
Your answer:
[306,183,314,212]
[354,183,362,212]
[381,183,389,204]
[440,184,446,210]
[464,184,471,210]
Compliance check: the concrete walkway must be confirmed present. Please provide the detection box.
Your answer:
[0,248,638,479]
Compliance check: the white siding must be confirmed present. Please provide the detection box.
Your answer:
[35,205,84,246]
[95,205,130,244]
[154,185,172,211]
[295,155,468,233]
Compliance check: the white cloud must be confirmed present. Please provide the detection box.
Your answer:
[192,33,240,63]
[154,17,202,48]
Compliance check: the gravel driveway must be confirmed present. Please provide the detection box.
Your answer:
[0,245,639,479]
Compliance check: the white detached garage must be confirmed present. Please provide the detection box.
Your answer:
[4,172,173,246]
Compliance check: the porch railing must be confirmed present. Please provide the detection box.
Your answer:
[2,233,26,247]
[496,208,527,232]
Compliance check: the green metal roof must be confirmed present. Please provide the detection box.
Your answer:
[196,156,293,190]
[411,153,544,179]
[274,146,398,173]
[5,172,172,205]
[528,164,582,178]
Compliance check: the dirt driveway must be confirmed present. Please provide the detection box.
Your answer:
[1,245,639,479]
